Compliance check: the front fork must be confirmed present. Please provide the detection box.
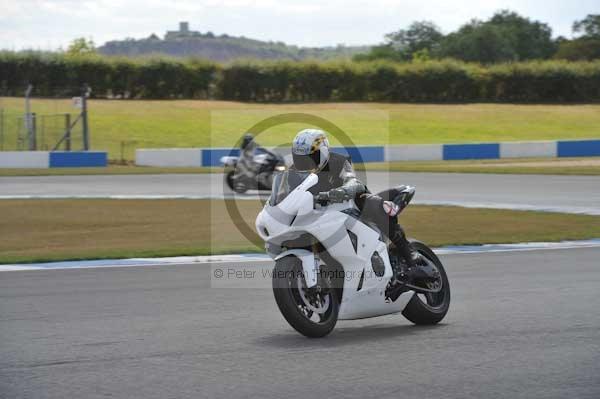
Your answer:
[274,249,319,288]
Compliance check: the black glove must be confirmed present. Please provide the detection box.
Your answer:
[327,188,347,203]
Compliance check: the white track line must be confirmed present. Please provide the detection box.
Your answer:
[2,239,599,272]
[417,200,600,216]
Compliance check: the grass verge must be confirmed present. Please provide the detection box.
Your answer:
[1,199,599,264]
[1,98,600,160]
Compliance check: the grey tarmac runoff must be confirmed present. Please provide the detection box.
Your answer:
[1,247,599,399]
[1,172,600,214]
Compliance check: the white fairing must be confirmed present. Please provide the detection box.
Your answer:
[274,249,318,287]
[219,156,238,166]
[255,173,414,320]
[253,153,270,164]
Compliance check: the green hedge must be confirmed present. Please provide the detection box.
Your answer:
[1,52,599,102]
[0,53,218,99]
[217,60,600,102]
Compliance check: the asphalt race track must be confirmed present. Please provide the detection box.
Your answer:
[2,172,600,214]
[1,247,599,399]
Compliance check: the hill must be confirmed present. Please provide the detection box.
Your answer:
[98,22,370,62]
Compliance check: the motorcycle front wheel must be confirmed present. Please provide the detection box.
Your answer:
[225,170,248,193]
[272,256,339,338]
[402,240,451,325]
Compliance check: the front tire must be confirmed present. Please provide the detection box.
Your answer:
[402,240,451,325]
[225,170,248,193]
[272,256,339,338]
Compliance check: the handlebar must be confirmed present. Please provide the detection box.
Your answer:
[314,192,329,205]
[314,191,351,205]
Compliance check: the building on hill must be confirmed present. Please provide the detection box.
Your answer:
[165,22,201,40]
[98,22,371,61]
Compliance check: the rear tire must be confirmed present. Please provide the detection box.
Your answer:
[272,256,339,338]
[402,240,451,325]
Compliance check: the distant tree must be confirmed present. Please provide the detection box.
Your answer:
[353,44,404,61]
[357,11,555,63]
[439,10,555,62]
[555,14,600,61]
[385,21,444,60]
[488,10,555,59]
[554,36,568,44]
[440,21,517,63]
[411,48,431,62]
[555,39,600,60]
[67,37,96,56]
[573,14,600,38]
[354,21,443,62]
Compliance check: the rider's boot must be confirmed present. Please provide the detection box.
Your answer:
[389,224,436,287]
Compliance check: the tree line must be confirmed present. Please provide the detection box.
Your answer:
[355,11,600,63]
[1,53,599,102]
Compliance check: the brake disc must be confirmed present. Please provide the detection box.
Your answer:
[297,276,330,314]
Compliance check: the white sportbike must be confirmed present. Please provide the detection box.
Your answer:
[255,170,450,337]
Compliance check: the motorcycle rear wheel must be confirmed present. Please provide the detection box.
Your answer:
[272,256,339,338]
[401,240,451,325]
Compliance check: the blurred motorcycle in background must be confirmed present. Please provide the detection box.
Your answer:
[221,149,285,193]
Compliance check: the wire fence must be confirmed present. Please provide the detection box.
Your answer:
[0,112,83,151]
[0,86,90,152]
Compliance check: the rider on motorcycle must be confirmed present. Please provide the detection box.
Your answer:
[290,129,433,285]
[240,133,276,160]
[240,133,280,186]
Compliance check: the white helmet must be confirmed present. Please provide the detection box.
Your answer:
[291,129,330,171]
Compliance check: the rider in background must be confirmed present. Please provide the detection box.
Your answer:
[240,133,278,175]
[290,129,433,284]
[240,133,271,159]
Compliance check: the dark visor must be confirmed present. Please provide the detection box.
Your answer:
[293,152,320,171]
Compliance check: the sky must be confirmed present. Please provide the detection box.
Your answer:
[0,0,598,50]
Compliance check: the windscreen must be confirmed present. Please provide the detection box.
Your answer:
[269,170,311,206]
